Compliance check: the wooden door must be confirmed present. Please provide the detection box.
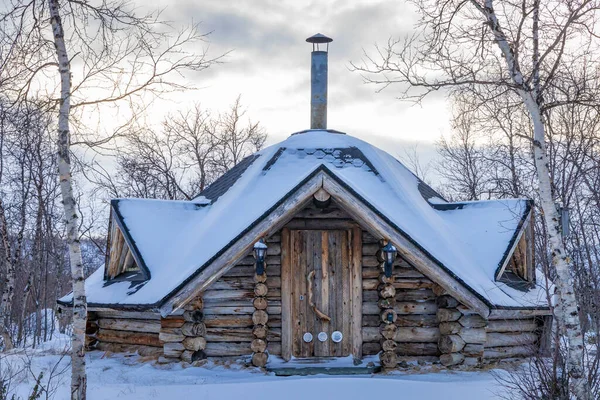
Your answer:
[288,229,352,358]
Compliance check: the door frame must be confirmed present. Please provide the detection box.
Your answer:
[281,226,363,361]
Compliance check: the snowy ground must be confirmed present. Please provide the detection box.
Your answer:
[3,335,512,400]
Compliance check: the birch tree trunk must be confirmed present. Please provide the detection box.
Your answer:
[480,0,589,397]
[0,200,15,350]
[48,0,87,399]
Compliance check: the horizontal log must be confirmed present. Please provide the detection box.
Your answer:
[164,342,184,358]
[362,243,380,256]
[362,231,379,243]
[397,356,439,364]
[488,309,551,320]
[203,314,282,328]
[362,302,437,315]
[363,257,381,268]
[362,342,381,355]
[164,342,185,352]
[96,318,161,334]
[394,279,434,289]
[457,305,479,316]
[294,207,350,219]
[202,289,281,303]
[436,295,459,309]
[396,342,439,356]
[159,330,185,343]
[396,289,435,302]
[440,353,464,366]
[161,317,185,329]
[266,233,281,243]
[95,311,160,321]
[396,302,437,315]
[463,344,485,357]
[96,329,161,347]
[206,277,281,291]
[458,328,487,344]
[204,342,281,357]
[285,218,357,230]
[363,279,434,291]
[267,341,281,355]
[362,327,440,343]
[200,300,282,308]
[437,308,462,322]
[203,306,281,315]
[484,345,535,359]
[95,342,163,357]
[487,319,538,333]
[223,263,281,277]
[439,322,461,335]
[485,332,538,348]
[458,315,487,328]
[266,243,281,256]
[362,314,438,328]
[395,314,438,327]
[367,288,437,303]
[205,328,281,342]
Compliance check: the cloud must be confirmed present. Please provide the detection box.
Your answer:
[137,0,452,149]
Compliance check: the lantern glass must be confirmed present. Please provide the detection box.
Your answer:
[382,242,397,264]
[254,240,267,262]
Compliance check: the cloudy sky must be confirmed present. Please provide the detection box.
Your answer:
[147,0,454,174]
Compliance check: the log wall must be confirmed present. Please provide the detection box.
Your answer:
[361,231,441,363]
[201,233,283,359]
[483,312,542,360]
[86,310,162,357]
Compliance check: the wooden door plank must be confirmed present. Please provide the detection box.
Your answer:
[306,231,317,357]
[281,228,292,361]
[341,230,351,356]
[351,226,363,359]
[320,231,330,356]
[299,230,310,358]
[329,231,339,356]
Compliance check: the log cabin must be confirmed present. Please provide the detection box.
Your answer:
[58,34,552,372]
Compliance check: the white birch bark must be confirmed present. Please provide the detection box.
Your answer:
[48,0,87,399]
[0,200,15,350]
[476,1,589,398]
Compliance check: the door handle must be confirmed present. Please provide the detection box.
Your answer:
[307,271,331,322]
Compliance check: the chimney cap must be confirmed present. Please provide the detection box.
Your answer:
[306,33,333,44]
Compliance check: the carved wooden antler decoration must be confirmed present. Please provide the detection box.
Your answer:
[307,271,331,321]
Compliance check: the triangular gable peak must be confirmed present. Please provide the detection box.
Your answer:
[161,167,491,318]
[104,202,150,281]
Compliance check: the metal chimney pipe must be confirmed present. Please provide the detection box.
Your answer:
[306,34,333,130]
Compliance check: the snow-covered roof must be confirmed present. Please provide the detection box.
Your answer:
[59,130,549,310]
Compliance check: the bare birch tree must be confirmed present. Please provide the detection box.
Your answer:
[0,0,218,398]
[353,1,600,398]
[88,97,267,200]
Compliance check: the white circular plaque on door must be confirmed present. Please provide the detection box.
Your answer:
[317,332,328,342]
[331,331,343,343]
[303,332,313,343]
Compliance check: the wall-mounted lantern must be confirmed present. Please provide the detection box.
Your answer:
[254,239,268,275]
[382,241,397,278]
